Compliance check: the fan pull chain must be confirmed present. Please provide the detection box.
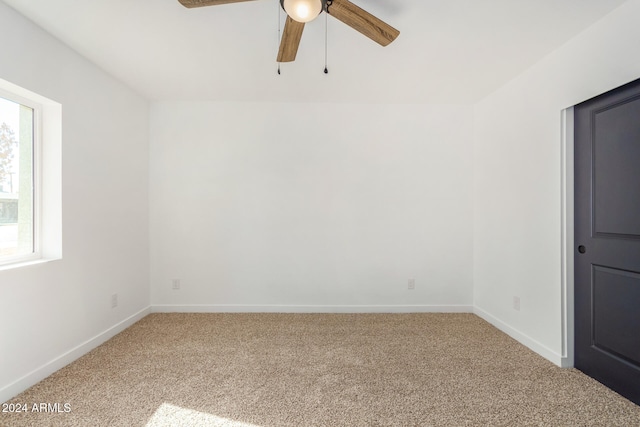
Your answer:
[324,8,329,74]
[277,1,282,75]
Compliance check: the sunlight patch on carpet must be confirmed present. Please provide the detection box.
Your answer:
[146,403,262,427]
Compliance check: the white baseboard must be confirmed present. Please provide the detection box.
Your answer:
[473,306,570,367]
[0,306,151,403]
[151,304,474,314]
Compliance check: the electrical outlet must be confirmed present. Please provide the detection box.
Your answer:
[111,293,118,309]
[172,279,181,290]
[513,296,520,311]
[408,278,415,290]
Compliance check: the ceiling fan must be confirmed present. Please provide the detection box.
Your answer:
[178,0,400,63]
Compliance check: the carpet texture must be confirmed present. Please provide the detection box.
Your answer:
[1,313,639,426]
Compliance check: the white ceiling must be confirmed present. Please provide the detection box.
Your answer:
[2,0,629,103]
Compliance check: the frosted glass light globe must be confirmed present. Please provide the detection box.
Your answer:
[282,0,323,23]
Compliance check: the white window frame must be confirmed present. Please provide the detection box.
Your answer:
[0,77,61,270]
[0,87,42,266]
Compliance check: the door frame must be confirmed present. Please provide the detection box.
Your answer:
[560,106,575,368]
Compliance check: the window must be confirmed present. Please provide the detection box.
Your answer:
[0,79,61,269]
[0,92,38,264]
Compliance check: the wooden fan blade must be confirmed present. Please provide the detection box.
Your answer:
[277,16,305,63]
[178,0,257,8]
[327,0,399,46]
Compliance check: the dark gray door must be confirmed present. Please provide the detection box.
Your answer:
[575,78,640,405]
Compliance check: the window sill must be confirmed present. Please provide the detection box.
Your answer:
[0,257,60,272]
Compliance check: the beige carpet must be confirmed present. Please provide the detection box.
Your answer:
[1,313,639,426]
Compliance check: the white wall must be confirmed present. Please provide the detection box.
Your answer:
[150,102,473,312]
[0,2,150,401]
[473,0,640,365]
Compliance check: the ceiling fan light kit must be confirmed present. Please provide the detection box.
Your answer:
[281,0,325,23]
[178,0,399,64]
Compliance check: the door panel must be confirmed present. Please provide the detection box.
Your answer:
[575,78,640,406]
[593,96,640,237]
[593,266,640,365]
